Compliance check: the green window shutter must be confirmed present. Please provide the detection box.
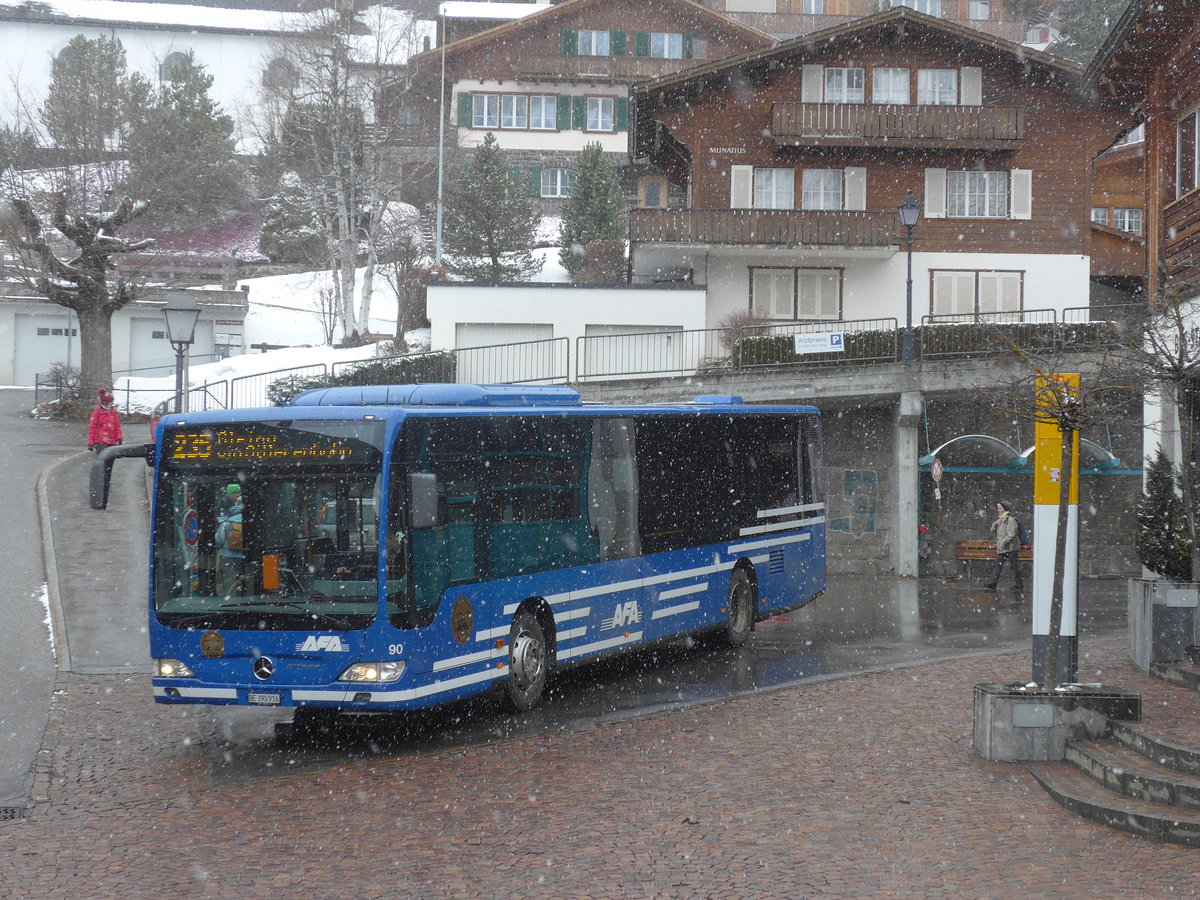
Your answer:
[457,93,472,128]
[633,31,650,57]
[529,166,542,197]
[557,95,573,130]
[611,30,627,56]
[508,165,520,185]
[615,97,629,132]
[683,33,695,60]
[561,29,578,55]
[573,95,587,130]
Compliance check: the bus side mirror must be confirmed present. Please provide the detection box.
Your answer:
[408,473,439,529]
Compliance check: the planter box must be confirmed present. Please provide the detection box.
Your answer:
[973,682,1142,762]
[1128,579,1199,670]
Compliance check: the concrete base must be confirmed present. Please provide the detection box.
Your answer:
[973,683,1142,762]
[1128,579,1199,670]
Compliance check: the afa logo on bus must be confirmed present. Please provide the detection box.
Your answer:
[296,635,350,652]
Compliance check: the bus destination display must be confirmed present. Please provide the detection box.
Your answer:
[167,426,364,465]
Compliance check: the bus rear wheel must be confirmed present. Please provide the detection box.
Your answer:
[505,609,550,712]
[722,569,755,648]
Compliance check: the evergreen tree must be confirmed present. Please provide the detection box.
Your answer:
[41,34,130,162]
[1049,0,1132,65]
[122,52,246,223]
[443,133,543,282]
[259,171,327,264]
[1135,446,1192,581]
[558,142,625,283]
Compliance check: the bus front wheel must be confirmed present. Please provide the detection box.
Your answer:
[505,609,550,712]
[722,569,755,648]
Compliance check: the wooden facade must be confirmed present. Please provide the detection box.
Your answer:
[632,9,1122,259]
[1089,0,1200,303]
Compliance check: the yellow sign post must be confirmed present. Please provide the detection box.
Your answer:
[1032,374,1080,685]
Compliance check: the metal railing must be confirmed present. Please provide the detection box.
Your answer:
[920,308,1058,359]
[736,318,900,369]
[576,328,727,381]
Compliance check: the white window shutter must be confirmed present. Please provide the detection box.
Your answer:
[802,65,824,102]
[924,168,947,219]
[932,272,954,316]
[1010,169,1032,219]
[979,272,999,312]
[843,167,866,210]
[730,165,753,209]
[1001,272,1022,310]
[960,67,982,106]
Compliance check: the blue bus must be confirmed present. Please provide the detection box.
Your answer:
[149,384,825,720]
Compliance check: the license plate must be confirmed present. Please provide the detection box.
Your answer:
[248,692,282,706]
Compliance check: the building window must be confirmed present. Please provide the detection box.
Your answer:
[932,270,1022,316]
[754,168,794,209]
[1026,25,1052,44]
[1091,207,1109,226]
[639,176,667,208]
[969,0,990,19]
[650,32,683,59]
[825,67,865,104]
[501,95,528,129]
[160,51,189,82]
[1113,208,1143,235]
[541,168,574,198]
[873,67,909,104]
[947,170,1008,217]
[803,0,825,11]
[530,95,557,130]
[586,96,614,132]
[472,93,499,129]
[891,0,942,15]
[750,267,841,320]
[262,57,297,92]
[579,29,610,56]
[802,168,842,211]
[1177,108,1199,199]
[917,69,957,105]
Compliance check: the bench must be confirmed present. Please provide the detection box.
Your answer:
[956,539,1033,578]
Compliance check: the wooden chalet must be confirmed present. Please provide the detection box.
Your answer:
[628,7,1125,329]
[405,0,776,208]
[692,0,1049,43]
[1088,0,1200,305]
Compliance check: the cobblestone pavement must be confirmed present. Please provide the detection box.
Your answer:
[2,640,1197,899]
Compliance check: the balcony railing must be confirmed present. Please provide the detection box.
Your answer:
[629,208,899,248]
[771,103,1024,150]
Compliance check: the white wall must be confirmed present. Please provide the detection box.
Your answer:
[452,80,628,154]
[1,19,282,152]
[700,251,1092,329]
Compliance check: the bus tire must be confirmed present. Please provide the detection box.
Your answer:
[505,608,550,712]
[722,569,755,648]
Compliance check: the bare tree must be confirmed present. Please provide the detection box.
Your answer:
[256,3,423,342]
[0,193,152,396]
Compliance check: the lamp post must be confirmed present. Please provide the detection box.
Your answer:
[162,292,200,414]
[898,190,921,363]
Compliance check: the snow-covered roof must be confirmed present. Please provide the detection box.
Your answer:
[0,0,304,34]
[440,2,551,21]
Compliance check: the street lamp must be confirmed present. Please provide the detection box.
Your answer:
[898,190,921,363]
[162,292,200,414]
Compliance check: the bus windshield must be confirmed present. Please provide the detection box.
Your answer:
[154,420,385,630]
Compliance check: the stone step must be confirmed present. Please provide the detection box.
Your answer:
[1066,739,1200,810]
[1150,660,1200,692]
[1108,720,1200,777]
[1026,760,1200,847]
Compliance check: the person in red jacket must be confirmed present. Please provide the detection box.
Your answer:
[88,389,123,453]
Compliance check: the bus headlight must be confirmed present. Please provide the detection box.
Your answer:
[339,661,405,683]
[155,658,195,678]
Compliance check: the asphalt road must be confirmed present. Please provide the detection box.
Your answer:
[0,389,84,808]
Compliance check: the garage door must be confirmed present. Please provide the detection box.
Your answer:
[454,323,558,384]
[13,312,80,386]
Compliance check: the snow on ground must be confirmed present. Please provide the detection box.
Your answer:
[114,246,569,412]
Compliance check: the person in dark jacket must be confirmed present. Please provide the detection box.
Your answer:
[87,389,123,453]
[986,499,1023,591]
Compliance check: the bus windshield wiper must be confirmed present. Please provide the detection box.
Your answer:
[215,599,357,630]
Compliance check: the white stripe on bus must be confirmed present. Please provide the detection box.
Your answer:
[433,645,507,672]
[658,583,707,601]
[757,502,825,519]
[738,516,826,538]
[728,532,812,554]
[154,686,238,699]
[293,665,506,704]
[652,601,701,620]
